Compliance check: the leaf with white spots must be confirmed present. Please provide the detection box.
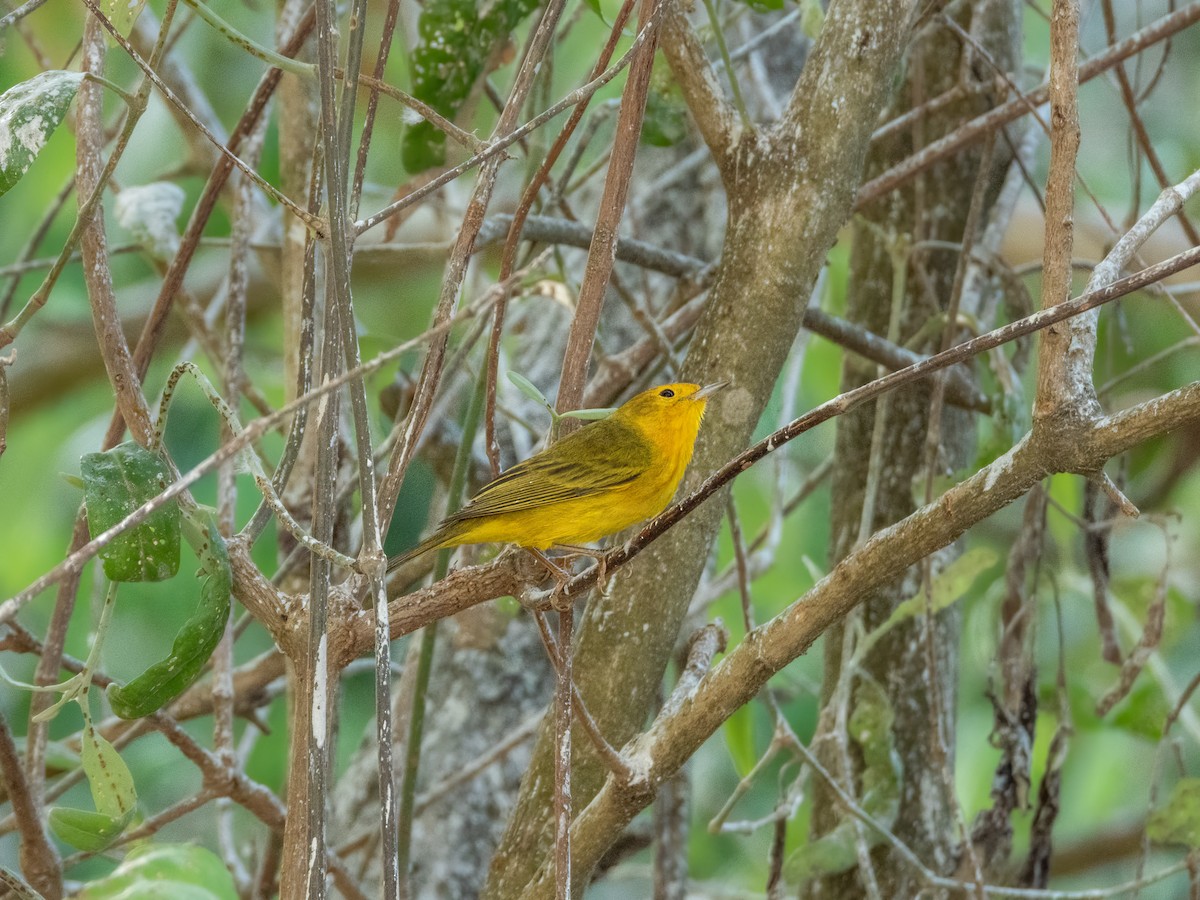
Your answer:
[0,70,84,198]
[81,441,181,582]
[403,0,542,172]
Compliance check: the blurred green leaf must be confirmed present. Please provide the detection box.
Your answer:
[799,0,825,38]
[723,701,757,777]
[1148,779,1200,848]
[641,81,688,147]
[78,843,237,899]
[1109,680,1168,741]
[82,442,180,582]
[0,71,84,197]
[875,547,999,636]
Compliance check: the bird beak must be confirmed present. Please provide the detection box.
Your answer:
[693,381,728,401]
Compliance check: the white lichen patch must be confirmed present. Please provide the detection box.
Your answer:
[115,182,186,260]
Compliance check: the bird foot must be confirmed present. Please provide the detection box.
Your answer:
[529,549,574,610]
[554,543,610,595]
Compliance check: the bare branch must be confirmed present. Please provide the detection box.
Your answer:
[659,0,743,174]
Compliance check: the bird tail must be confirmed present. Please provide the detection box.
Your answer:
[386,534,441,573]
[386,522,463,573]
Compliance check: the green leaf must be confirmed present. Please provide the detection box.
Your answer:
[47,723,138,851]
[402,0,542,172]
[81,442,181,582]
[1148,779,1200,848]
[0,71,85,198]
[507,371,550,406]
[723,701,757,777]
[107,515,231,719]
[100,0,146,42]
[78,843,238,900]
[559,407,616,421]
[507,371,558,420]
[82,723,137,820]
[48,807,132,852]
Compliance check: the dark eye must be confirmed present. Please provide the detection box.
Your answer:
[659,388,675,398]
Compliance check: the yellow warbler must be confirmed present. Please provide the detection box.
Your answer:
[387,381,727,570]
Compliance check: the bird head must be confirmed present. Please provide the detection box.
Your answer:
[614,381,729,439]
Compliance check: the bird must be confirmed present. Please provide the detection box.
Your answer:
[386,381,727,573]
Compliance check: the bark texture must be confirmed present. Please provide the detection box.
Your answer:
[809,2,1021,897]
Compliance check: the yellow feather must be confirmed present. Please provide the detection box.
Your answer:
[387,381,726,569]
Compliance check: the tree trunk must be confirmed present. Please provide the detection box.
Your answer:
[807,1,1021,897]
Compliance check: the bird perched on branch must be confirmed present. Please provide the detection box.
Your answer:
[387,381,727,574]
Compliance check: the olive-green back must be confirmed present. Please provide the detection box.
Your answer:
[447,416,652,523]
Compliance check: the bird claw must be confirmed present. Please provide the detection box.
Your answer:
[549,582,574,612]
[594,554,609,595]
[530,549,574,609]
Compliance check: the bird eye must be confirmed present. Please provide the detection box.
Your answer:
[659,388,675,398]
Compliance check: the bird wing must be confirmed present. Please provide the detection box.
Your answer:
[449,419,652,521]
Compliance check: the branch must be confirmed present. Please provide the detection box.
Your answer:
[857,1,1200,208]
[527,243,1200,610]
[659,0,743,175]
[1033,0,1087,421]
[76,14,155,446]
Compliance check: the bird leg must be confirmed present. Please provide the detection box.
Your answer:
[553,543,609,594]
[528,548,575,609]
